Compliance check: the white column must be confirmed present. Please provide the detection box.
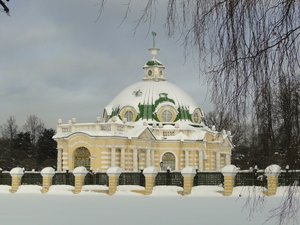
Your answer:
[198,150,203,171]
[133,149,138,171]
[185,150,189,167]
[146,149,151,167]
[57,148,62,172]
[111,148,116,167]
[216,152,221,171]
[151,150,155,166]
[121,148,126,169]
[225,154,231,165]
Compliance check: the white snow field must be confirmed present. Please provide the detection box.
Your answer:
[0,185,299,225]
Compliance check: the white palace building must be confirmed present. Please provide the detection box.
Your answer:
[53,36,233,172]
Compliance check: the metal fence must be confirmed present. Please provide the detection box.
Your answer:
[52,172,75,186]
[84,172,108,185]
[21,172,43,185]
[194,172,224,186]
[0,172,12,185]
[1,170,300,187]
[119,172,145,186]
[155,171,183,187]
[278,170,300,186]
[235,171,266,187]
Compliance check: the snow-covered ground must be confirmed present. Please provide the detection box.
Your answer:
[0,185,299,225]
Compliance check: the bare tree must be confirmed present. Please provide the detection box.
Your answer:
[97,2,300,222]
[0,116,18,142]
[23,115,45,145]
[0,0,9,15]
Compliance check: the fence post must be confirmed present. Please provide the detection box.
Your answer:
[41,167,55,193]
[107,167,122,195]
[181,167,196,195]
[73,166,88,194]
[221,165,238,196]
[265,164,281,196]
[9,167,24,193]
[143,166,158,195]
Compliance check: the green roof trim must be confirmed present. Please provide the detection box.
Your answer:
[146,60,163,66]
[138,103,155,120]
[154,94,175,109]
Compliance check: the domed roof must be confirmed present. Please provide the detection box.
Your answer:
[105,80,198,116]
[103,35,203,124]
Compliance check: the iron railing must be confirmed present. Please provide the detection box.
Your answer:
[119,172,145,186]
[84,172,108,185]
[21,172,42,185]
[193,172,224,186]
[155,171,183,187]
[278,170,300,186]
[235,171,266,187]
[1,170,299,187]
[52,172,75,186]
[0,172,12,185]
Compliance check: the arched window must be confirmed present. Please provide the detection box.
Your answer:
[161,152,176,171]
[74,147,91,170]
[125,110,133,122]
[193,113,199,123]
[162,110,173,122]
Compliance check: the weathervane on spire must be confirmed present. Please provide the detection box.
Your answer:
[150,31,159,59]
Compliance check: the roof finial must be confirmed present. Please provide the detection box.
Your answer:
[150,31,159,59]
[152,31,157,48]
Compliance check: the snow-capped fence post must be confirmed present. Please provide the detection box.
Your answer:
[143,166,158,195]
[73,166,88,194]
[107,167,122,195]
[40,167,55,193]
[264,164,281,196]
[181,167,196,195]
[9,167,24,193]
[221,165,238,196]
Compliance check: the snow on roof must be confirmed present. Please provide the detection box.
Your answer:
[105,80,198,115]
[107,116,123,124]
[177,121,196,130]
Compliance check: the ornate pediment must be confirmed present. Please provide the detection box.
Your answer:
[136,128,156,140]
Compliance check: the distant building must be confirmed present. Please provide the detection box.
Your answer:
[53,38,233,172]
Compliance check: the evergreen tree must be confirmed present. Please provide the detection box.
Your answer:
[36,128,57,170]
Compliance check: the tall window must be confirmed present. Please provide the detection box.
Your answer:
[161,152,176,171]
[125,110,133,122]
[162,110,172,122]
[74,147,91,170]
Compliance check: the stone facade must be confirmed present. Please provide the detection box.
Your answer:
[53,42,233,172]
[54,127,232,172]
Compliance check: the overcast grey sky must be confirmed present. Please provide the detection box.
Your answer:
[0,1,212,129]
